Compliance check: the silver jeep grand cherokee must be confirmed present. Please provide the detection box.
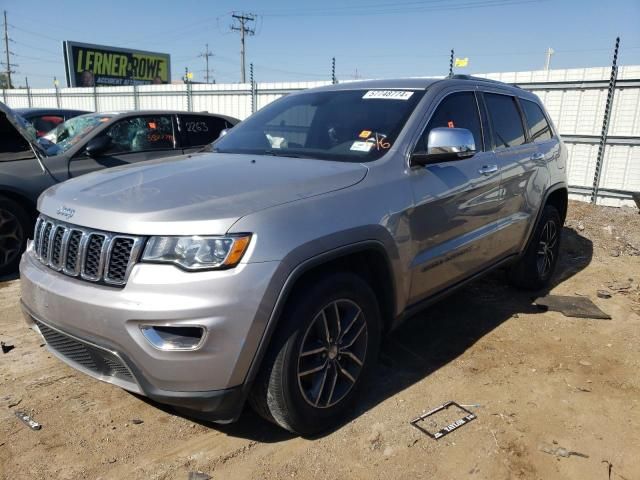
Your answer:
[20,76,567,435]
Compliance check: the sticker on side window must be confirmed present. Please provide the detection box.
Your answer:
[363,90,414,100]
[350,141,374,152]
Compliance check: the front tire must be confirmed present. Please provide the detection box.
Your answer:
[0,197,30,277]
[249,272,381,435]
[509,204,562,290]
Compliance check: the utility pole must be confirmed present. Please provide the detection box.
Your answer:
[199,43,214,83]
[544,47,554,71]
[231,13,255,83]
[2,10,17,89]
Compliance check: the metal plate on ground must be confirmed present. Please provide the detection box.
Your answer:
[534,295,611,320]
[410,401,476,440]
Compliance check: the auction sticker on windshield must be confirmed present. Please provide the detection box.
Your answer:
[363,90,414,100]
[350,141,374,152]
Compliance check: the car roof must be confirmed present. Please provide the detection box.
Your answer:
[14,108,91,115]
[305,75,534,99]
[102,110,240,124]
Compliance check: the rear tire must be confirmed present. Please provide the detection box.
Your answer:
[249,272,381,435]
[509,204,562,290]
[0,197,30,277]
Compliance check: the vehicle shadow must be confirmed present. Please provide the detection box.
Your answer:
[150,227,593,442]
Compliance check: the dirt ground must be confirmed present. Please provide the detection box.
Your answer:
[1,200,639,480]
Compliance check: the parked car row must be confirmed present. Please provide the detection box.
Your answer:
[0,104,238,275]
[15,76,568,435]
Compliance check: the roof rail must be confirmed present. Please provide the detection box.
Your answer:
[448,74,522,89]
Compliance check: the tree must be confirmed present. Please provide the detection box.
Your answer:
[0,72,8,89]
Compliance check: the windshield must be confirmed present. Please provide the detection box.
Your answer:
[39,113,112,155]
[213,89,425,162]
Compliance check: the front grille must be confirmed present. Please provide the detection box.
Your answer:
[84,234,105,279]
[33,216,144,286]
[35,319,134,382]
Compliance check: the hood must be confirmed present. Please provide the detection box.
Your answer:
[38,152,368,235]
[0,102,40,161]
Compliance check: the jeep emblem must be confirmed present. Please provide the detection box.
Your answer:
[56,206,76,220]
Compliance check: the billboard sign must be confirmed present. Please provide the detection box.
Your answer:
[63,41,171,87]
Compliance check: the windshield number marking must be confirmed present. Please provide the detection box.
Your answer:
[185,121,208,133]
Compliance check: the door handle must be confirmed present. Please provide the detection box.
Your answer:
[531,153,545,161]
[478,164,498,175]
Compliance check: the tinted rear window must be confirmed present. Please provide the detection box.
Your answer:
[521,99,553,142]
[181,115,230,147]
[484,93,526,149]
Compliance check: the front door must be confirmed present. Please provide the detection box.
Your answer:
[407,90,504,304]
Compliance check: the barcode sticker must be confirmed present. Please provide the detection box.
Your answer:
[363,90,414,100]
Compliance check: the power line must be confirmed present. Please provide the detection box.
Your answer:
[256,0,545,17]
[230,12,255,83]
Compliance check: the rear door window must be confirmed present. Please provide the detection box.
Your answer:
[416,91,484,152]
[180,115,230,147]
[104,115,175,154]
[32,115,64,137]
[521,99,553,142]
[484,93,526,149]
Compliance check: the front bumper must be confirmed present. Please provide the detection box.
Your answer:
[20,247,279,420]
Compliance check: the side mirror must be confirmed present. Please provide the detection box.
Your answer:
[217,128,229,139]
[85,136,112,157]
[411,127,476,167]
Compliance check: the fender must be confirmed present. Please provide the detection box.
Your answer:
[240,233,400,389]
[518,181,568,256]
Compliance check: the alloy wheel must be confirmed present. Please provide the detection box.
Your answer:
[536,219,558,278]
[297,299,368,409]
[0,208,24,269]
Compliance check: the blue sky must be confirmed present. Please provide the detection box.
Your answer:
[1,0,639,87]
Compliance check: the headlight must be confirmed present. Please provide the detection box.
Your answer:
[142,234,251,271]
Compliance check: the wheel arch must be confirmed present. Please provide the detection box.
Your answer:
[0,188,37,220]
[243,239,398,387]
[519,182,567,255]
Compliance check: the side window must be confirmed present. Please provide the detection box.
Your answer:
[32,115,64,137]
[416,92,483,152]
[104,115,175,154]
[181,115,228,147]
[521,99,553,142]
[484,93,526,149]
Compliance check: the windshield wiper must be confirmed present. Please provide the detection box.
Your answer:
[263,149,304,158]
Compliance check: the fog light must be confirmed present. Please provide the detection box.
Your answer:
[140,325,205,351]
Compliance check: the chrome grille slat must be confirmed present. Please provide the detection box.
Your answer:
[63,230,83,275]
[32,215,143,287]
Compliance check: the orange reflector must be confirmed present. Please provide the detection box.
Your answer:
[225,236,251,266]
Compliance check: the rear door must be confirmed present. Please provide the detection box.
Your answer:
[179,114,232,153]
[68,114,180,178]
[482,92,548,254]
[407,89,503,303]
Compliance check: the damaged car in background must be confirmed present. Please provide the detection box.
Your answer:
[0,102,238,275]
